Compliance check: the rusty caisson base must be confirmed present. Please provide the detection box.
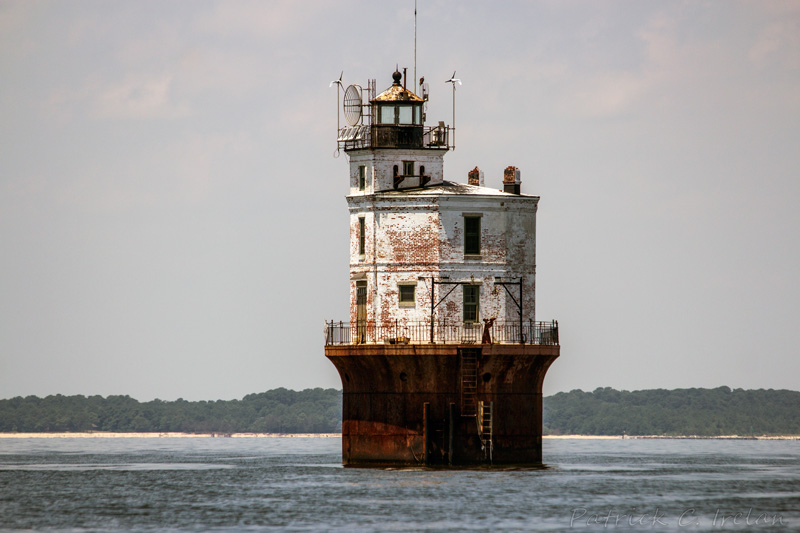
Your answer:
[325,343,559,467]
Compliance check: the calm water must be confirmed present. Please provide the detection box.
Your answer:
[0,437,798,531]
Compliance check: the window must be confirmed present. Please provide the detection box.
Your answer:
[398,284,416,307]
[463,285,480,323]
[358,165,366,191]
[403,161,414,176]
[464,216,481,256]
[356,280,367,343]
[419,165,425,177]
[379,105,395,124]
[378,104,422,125]
[358,217,365,256]
[398,105,413,124]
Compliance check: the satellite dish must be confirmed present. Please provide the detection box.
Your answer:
[343,84,363,126]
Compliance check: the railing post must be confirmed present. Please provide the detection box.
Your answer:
[429,277,435,344]
[519,281,524,345]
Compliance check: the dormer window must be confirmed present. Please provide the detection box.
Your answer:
[403,161,414,176]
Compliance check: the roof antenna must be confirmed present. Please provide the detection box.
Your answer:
[414,0,417,93]
[446,71,461,150]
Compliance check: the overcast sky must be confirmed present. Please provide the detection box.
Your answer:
[1,1,798,401]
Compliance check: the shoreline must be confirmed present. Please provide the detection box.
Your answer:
[0,432,341,439]
[1,432,798,440]
[548,435,800,440]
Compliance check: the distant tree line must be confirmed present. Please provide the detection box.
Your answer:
[2,386,799,436]
[543,386,800,436]
[0,388,342,434]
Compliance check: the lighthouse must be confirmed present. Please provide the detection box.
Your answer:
[325,69,560,466]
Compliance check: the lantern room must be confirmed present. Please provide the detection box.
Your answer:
[370,70,426,149]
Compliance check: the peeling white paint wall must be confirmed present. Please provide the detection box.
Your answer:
[348,149,445,194]
[346,151,539,330]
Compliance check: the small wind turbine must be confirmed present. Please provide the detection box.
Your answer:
[445,71,461,86]
[329,71,344,88]
[445,71,461,150]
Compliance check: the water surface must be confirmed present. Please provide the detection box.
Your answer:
[1,437,797,531]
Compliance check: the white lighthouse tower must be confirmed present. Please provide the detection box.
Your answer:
[326,69,559,466]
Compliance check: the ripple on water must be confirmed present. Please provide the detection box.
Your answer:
[0,437,798,531]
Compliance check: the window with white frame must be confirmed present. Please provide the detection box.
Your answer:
[398,283,416,307]
[464,215,481,256]
[463,284,480,323]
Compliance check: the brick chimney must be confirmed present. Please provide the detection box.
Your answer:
[503,166,521,194]
[468,166,483,186]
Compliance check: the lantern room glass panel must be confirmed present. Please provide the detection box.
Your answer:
[398,106,413,124]
[379,105,395,124]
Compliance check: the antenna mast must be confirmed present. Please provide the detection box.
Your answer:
[414,0,417,93]
[446,71,461,150]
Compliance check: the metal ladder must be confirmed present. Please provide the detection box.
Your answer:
[460,348,494,463]
[478,400,493,462]
[460,349,478,417]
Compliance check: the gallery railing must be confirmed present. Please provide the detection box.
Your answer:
[324,320,559,346]
[337,124,452,151]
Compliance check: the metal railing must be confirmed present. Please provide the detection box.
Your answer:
[421,124,451,149]
[324,320,559,346]
[337,124,453,151]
